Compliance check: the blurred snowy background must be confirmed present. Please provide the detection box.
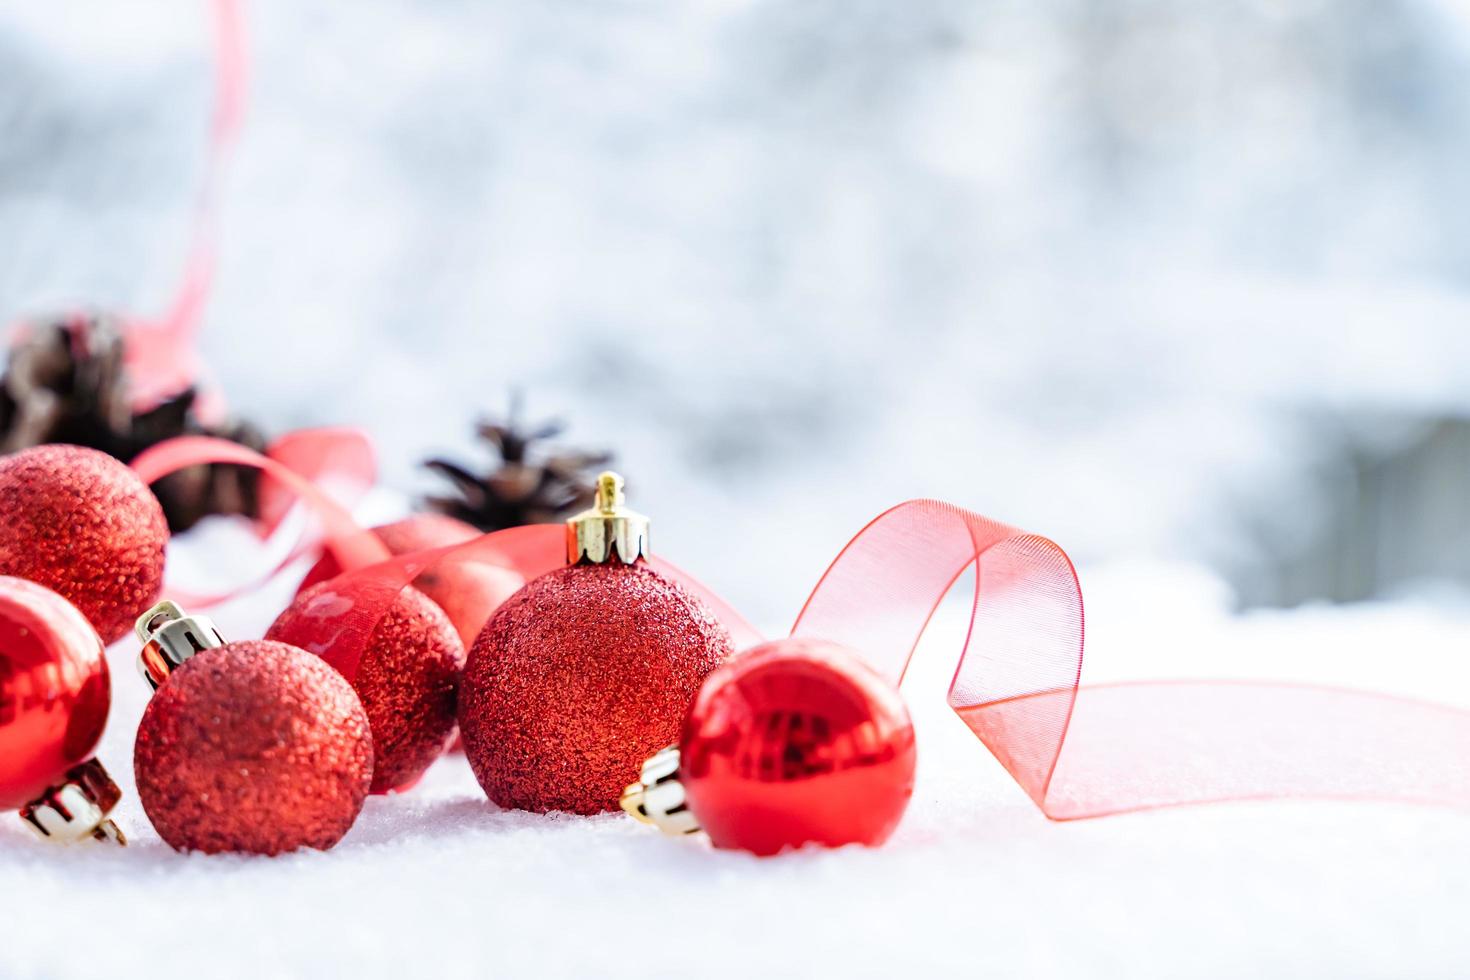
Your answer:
[5,0,1470,627]
[3,3,1470,978]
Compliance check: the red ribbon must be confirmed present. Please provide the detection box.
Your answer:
[135,436,1470,819]
[791,501,1470,818]
[131,430,384,607]
[7,0,245,419]
[123,0,247,418]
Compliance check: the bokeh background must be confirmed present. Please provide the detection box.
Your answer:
[3,3,1470,978]
[7,0,1470,628]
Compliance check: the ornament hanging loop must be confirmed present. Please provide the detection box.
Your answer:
[19,759,126,846]
[567,470,650,565]
[135,599,226,689]
[620,746,700,837]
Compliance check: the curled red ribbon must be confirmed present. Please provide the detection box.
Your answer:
[131,430,384,607]
[136,437,1470,819]
[792,501,1470,818]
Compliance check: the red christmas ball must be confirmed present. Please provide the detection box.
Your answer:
[266,580,464,794]
[134,639,374,855]
[299,514,523,647]
[0,577,110,810]
[460,562,732,814]
[679,638,916,856]
[0,445,167,643]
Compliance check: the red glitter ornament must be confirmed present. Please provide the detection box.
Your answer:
[133,609,373,855]
[266,580,464,794]
[0,445,167,643]
[0,576,124,843]
[299,513,522,647]
[623,638,916,856]
[459,473,731,814]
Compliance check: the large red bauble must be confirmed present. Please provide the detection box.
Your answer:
[680,638,916,856]
[0,577,110,810]
[299,513,522,647]
[0,445,167,643]
[460,562,732,814]
[266,580,464,794]
[134,639,373,855]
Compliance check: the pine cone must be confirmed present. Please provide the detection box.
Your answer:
[424,397,612,531]
[0,313,267,532]
[0,313,131,455]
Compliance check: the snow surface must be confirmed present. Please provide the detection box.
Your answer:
[1,541,1469,980]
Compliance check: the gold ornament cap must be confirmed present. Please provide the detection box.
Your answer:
[19,759,126,846]
[620,745,701,837]
[567,471,650,565]
[135,600,226,690]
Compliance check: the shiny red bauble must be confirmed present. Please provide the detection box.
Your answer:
[680,638,916,856]
[0,445,167,643]
[0,576,109,810]
[267,580,464,794]
[134,639,374,855]
[298,514,523,647]
[460,562,732,814]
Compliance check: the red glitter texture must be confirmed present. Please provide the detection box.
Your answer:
[680,638,916,856]
[460,562,732,814]
[0,445,167,643]
[134,640,374,855]
[298,514,523,646]
[267,581,464,794]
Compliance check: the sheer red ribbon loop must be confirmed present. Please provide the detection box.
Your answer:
[130,431,385,606]
[255,426,378,537]
[790,499,1470,819]
[791,501,1085,814]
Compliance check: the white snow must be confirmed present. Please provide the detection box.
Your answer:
[2,547,1469,979]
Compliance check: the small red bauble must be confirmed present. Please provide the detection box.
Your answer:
[0,577,110,808]
[0,445,167,643]
[134,638,374,855]
[267,580,464,794]
[298,514,523,647]
[631,638,916,856]
[461,562,732,814]
[459,473,733,815]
